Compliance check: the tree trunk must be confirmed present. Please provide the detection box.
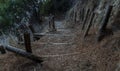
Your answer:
[83,12,95,38]
[97,5,113,41]
[24,33,32,53]
[0,45,6,54]
[82,9,90,30]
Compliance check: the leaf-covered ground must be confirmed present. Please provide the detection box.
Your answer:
[0,20,120,71]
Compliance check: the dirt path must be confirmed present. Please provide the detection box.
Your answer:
[34,20,76,56]
[14,20,79,71]
[0,19,119,71]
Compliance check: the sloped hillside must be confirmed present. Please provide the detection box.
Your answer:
[64,0,120,71]
[0,0,120,71]
[65,0,120,29]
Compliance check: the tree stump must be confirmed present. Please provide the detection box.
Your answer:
[0,45,6,54]
[24,33,32,53]
[49,14,56,32]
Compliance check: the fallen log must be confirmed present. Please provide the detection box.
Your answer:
[2,45,43,63]
[33,33,45,39]
[97,5,113,41]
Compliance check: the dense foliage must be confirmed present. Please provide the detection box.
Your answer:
[40,0,72,15]
[0,0,42,30]
[0,0,72,31]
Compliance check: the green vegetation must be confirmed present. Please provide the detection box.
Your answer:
[0,0,71,31]
[0,0,11,29]
[0,0,41,30]
[40,0,71,15]
[40,0,53,15]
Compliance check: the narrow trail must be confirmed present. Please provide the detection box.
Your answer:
[1,18,119,71]
[0,19,79,71]
[17,20,79,71]
[34,20,77,57]
[2,19,90,71]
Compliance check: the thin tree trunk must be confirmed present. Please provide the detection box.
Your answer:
[83,12,95,38]
[97,5,113,41]
[82,9,90,30]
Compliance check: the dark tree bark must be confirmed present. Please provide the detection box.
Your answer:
[81,8,85,22]
[83,12,95,38]
[24,33,32,53]
[0,45,6,54]
[97,5,113,42]
[82,9,90,30]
